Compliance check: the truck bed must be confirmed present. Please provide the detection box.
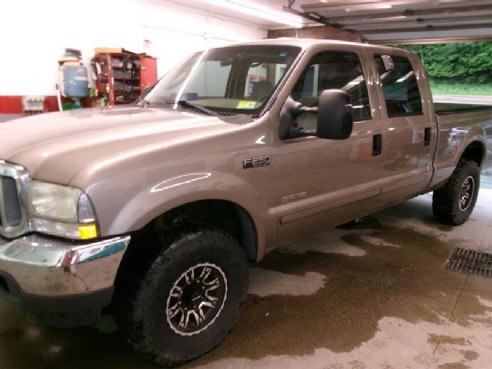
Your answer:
[434,102,492,115]
[433,105,492,176]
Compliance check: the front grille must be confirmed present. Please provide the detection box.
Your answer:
[1,176,22,227]
[0,161,29,238]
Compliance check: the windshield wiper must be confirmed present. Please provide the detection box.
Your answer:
[177,100,219,116]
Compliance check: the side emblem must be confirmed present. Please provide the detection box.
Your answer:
[243,156,271,169]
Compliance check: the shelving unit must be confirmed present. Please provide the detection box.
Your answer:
[93,51,157,106]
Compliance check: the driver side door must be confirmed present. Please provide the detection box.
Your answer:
[274,49,386,245]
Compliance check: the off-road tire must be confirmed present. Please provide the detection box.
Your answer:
[432,159,480,226]
[113,227,248,367]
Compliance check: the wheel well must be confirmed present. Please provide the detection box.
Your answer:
[461,141,484,167]
[131,200,258,262]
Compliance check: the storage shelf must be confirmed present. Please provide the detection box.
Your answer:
[113,77,140,81]
[93,52,157,106]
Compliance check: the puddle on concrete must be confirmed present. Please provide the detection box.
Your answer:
[428,335,469,346]
[0,303,154,369]
[379,191,492,248]
[186,219,492,368]
[438,363,470,369]
[185,311,492,369]
[460,350,479,361]
[248,268,326,297]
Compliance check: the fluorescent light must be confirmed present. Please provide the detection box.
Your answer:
[345,3,393,12]
[206,0,304,28]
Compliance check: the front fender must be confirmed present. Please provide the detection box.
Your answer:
[86,170,274,257]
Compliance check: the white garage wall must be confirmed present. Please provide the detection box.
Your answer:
[0,0,267,96]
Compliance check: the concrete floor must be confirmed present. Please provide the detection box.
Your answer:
[0,179,491,369]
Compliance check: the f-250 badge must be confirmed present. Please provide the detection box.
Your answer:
[243,156,271,169]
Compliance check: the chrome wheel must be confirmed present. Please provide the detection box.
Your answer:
[459,176,475,211]
[166,263,227,336]
[114,228,248,366]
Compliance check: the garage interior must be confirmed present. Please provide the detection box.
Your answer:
[1,1,492,369]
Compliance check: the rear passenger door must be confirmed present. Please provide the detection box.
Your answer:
[373,54,435,199]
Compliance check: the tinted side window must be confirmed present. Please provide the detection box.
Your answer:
[292,51,371,122]
[375,55,423,117]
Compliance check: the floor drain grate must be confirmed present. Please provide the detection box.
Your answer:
[446,248,492,277]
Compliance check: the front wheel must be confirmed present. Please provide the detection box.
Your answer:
[432,159,480,225]
[114,227,248,367]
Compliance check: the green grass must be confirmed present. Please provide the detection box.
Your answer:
[429,80,492,96]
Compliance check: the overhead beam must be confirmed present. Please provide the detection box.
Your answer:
[283,5,345,29]
[340,13,492,27]
[360,22,492,34]
[372,35,492,45]
[302,0,396,6]
[276,1,492,45]
[302,0,444,11]
[299,4,492,22]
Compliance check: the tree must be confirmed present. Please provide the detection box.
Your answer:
[399,42,492,83]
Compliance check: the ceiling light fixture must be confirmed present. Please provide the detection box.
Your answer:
[345,3,393,12]
[206,0,304,28]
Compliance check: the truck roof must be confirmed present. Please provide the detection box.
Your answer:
[223,37,409,55]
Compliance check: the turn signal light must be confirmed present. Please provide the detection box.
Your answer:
[78,224,98,240]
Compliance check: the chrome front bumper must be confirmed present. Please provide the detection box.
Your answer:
[0,234,130,298]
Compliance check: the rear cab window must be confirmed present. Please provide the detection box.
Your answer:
[374,54,423,117]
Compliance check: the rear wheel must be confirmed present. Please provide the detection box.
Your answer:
[114,227,248,367]
[432,159,480,225]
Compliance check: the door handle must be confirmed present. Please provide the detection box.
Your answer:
[373,134,382,156]
[424,127,431,146]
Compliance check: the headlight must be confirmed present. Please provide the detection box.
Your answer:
[30,181,80,222]
[28,181,98,240]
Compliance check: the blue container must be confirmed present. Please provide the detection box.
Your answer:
[62,64,89,97]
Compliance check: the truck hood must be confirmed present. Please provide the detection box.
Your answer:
[0,106,242,184]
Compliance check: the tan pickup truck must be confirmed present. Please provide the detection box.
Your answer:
[1,39,491,366]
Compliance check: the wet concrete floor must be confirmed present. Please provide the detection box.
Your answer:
[1,179,492,369]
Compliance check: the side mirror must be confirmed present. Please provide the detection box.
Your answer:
[278,96,317,140]
[317,90,353,140]
[278,90,353,141]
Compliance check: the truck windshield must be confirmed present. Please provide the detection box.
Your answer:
[144,45,301,116]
